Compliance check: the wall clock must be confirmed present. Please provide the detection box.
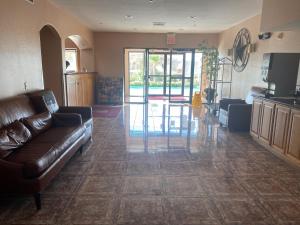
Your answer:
[232,28,251,72]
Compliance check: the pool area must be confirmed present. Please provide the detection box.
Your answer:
[129,85,200,96]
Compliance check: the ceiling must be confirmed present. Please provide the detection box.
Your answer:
[51,0,263,33]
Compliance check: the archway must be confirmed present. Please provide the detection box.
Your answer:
[40,25,64,105]
[65,34,93,73]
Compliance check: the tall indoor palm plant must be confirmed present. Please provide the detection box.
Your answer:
[198,41,220,104]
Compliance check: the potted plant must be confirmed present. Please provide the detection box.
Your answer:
[198,41,219,104]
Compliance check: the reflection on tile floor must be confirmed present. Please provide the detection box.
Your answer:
[1,103,300,225]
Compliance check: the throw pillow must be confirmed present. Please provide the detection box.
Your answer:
[22,111,52,136]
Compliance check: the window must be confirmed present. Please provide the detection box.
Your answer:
[65,49,78,72]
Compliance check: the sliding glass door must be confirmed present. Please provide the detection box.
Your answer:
[169,49,195,103]
[125,48,199,104]
[125,49,147,103]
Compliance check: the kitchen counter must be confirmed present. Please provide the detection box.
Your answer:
[255,96,300,110]
[65,72,96,75]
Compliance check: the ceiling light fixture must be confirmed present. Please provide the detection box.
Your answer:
[125,15,134,20]
[189,16,197,20]
[149,0,154,3]
[153,22,166,26]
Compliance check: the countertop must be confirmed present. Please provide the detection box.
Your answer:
[65,72,96,75]
[255,96,300,110]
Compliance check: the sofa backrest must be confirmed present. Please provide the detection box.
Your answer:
[0,95,36,129]
[27,90,59,114]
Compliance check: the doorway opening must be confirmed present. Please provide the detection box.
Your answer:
[40,25,64,105]
[124,48,202,104]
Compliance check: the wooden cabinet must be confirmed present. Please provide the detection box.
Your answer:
[250,99,262,137]
[287,109,300,160]
[259,101,275,145]
[250,97,300,165]
[271,105,291,153]
[66,73,95,106]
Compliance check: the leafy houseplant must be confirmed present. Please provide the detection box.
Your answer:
[198,41,219,104]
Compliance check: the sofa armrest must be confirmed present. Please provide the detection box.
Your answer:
[58,106,92,119]
[219,99,246,111]
[227,104,252,132]
[52,113,82,127]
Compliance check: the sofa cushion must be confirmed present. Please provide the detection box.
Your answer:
[0,129,18,158]
[6,125,85,178]
[7,121,32,145]
[22,112,52,136]
[0,121,32,159]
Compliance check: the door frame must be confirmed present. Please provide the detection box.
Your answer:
[124,48,197,104]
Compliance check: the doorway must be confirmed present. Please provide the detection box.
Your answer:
[124,48,202,104]
[40,25,64,105]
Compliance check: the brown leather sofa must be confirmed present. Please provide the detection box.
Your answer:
[28,90,93,143]
[0,93,92,210]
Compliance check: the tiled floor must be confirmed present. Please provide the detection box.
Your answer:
[1,103,300,225]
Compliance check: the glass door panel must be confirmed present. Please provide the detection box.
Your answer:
[126,50,147,103]
[148,76,164,95]
[169,49,195,103]
[171,54,184,76]
[148,53,166,96]
[169,78,183,95]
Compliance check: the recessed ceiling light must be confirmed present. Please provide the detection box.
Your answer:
[148,0,154,3]
[153,22,166,26]
[125,15,134,19]
[25,0,34,4]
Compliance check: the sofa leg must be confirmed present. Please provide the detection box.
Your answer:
[79,146,84,154]
[34,193,41,210]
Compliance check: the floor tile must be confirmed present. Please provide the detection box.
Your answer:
[117,197,166,225]
[126,160,160,176]
[213,197,271,224]
[241,178,291,196]
[164,176,206,197]
[123,176,163,196]
[79,176,124,196]
[203,178,248,196]
[59,196,115,224]
[90,161,127,176]
[44,174,83,195]
[5,196,70,224]
[164,197,221,225]
[261,197,300,224]
[160,161,196,176]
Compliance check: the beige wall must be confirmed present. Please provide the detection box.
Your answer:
[0,0,94,100]
[94,32,219,78]
[219,15,300,99]
[261,0,300,32]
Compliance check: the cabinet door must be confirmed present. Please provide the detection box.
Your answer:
[287,109,300,160]
[250,99,262,137]
[271,105,290,153]
[80,76,94,106]
[66,77,78,106]
[76,78,84,106]
[259,101,275,144]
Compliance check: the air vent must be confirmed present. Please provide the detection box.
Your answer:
[25,0,34,4]
[153,22,166,26]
